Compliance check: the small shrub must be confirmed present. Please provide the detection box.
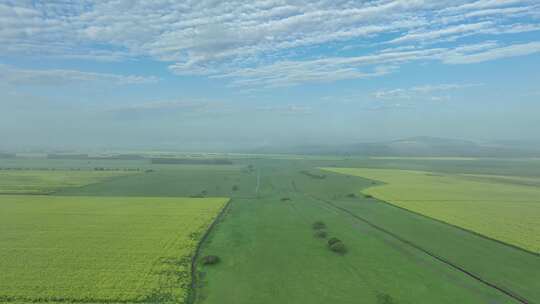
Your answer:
[281,197,291,201]
[327,237,341,246]
[232,185,239,191]
[312,221,326,230]
[376,293,395,304]
[201,255,220,265]
[314,230,327,238]
[346,193,356,198]
[329,241,346,254]
[364,194,373,199]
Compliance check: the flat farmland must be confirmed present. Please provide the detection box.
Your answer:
[194,163,517,304]
[0,195,228,303]
[322,167,540,253]
[0,170,135,194]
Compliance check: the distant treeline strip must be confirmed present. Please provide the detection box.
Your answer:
[47,154,145,160]
[151,158,233,165]
[300,170,326,179]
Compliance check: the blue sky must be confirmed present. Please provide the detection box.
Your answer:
[1,0,540,150]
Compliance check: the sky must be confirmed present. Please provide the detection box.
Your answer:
[1,0,540,151]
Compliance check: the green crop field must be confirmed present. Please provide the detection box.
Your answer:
[0,195,228,303]
[193,161,535,304]
[322,167,540,253]
[0,170,135,194]
[1,157,539,304]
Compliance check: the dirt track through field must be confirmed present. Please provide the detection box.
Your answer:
[307,194,530,304]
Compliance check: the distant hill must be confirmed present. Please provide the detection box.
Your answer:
[255,137,540,157]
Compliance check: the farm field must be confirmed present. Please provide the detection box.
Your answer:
[0,195,228,303]
[321,167,540,253]
[57,164,256,198]
[1,157,539,303]
[0,169,135,194]
[194,161,534,304]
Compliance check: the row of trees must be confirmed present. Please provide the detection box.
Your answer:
[312,221,347,254]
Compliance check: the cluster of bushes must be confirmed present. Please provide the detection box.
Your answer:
[300,170,327,179]
[93,167,139,171]
[345,193,374,199]
[327,237,346,254]
[201,255,220,265]
[312,221,347,254]
[190,190,208,198]
[151,158,233,165]
[377,293,396,304]
[313,221,327,238]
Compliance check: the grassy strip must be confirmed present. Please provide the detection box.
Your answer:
[187,199,232,304]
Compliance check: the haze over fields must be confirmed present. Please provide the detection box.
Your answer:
[1,0,540,151]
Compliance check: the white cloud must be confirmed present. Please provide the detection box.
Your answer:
[373,83,482,100]
[256,104,313,115]
[1,0,539,86]
[390,21,494,44]
[443,41,540,64]
[0,64,158,86]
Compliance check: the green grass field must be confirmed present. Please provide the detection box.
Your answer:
[0,195,228,303]
[0,170,135,194]
[322,167,540,253]
[56,165,256,198]
[194,162,529,304]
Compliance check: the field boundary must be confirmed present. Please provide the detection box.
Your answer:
[320,168,539,256]
[308,194,531,304]
[186,198,232,304]
[50,172,144,195]
[371,197,540,257]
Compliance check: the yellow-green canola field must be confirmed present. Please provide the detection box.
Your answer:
[0,196,228,303]
[322,167,540,253]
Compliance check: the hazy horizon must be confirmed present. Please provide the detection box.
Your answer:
[1,1,540,151]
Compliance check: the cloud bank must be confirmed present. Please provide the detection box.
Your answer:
[1,0,539,87]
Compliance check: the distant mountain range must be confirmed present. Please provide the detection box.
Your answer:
[254,137,540,157]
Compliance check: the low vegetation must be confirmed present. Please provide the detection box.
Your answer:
[312,221,326,230]
[202,255,220,265]
[329,241,346,254]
